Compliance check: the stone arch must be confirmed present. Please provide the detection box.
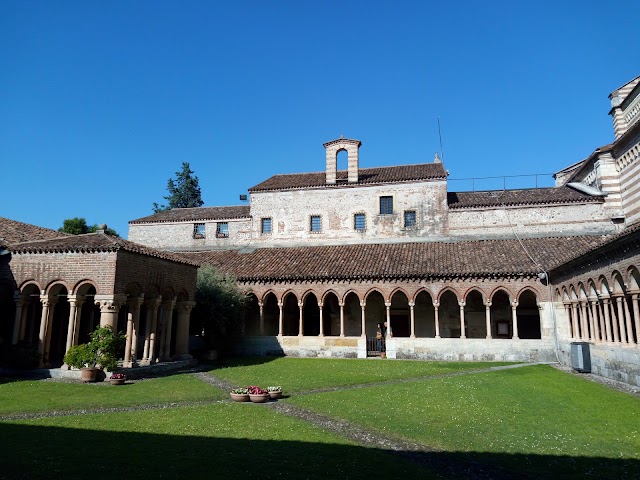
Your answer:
[44,279,71,296]
[281,291,299,336]
[517,289,541,339]
[342,291,361,336]
[244,293,261,336]
[438,289,461,338]
[321,290,340,336]
[72,279,99,295]
[262,291,279,336]
[464,289,486,339]
[389,289,410,338]
[321,289,340,304]
[490,289,512,338]
[302,292,320,336]
[301,289,320,303]
[414,289,435,338]
[610,272,627,342]
[365,290,385,338]
[364,287,386,303]
[43,282,70,367]
[489,286,513,303]
[261,289,279,304]
[598,276,612,297]
[627,266,640,291]
[18,283,42,347]
[341,289,360,304]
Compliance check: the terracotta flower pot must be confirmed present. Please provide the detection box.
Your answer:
[81,367,99,383]
[230,393,250,402]
[268,391,282,399]
[109,378,126,385]
[249,393,270,403]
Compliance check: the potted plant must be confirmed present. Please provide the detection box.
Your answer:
[247,385,269,403]
[109,373,127,385]
[230,387,250,402]
[63,325,125,383]
[267,386,283,399]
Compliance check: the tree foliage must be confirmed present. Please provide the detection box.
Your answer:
[153,162,204,213]
[191,265,247,351]
[59,217,119,237]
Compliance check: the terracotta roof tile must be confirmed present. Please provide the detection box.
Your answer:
[10,232,198,266]
[179,236,604,282]
[447,186,602,209]
[0,217,70,246]
[129,206,250,224]
[249,163,447,192]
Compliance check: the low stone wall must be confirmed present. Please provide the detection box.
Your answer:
[229,336,557,362]
[558,341,640,387]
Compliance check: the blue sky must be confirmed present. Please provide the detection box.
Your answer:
[1,1,638,238]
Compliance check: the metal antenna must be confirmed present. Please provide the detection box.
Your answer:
[437,116,444,161]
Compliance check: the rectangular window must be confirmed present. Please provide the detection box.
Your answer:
[216,222,229,238]
[354,213,366,231]
[193,223,205,239]
[261,217,272,234]
[404,210,417,228]
[310,215,322,233]
[379,196,393,215]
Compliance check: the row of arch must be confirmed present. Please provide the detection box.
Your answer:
[557,267,640,346]
[1,279,194,368]
[242,287,542,340]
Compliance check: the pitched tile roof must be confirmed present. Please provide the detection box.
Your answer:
[249,163,447,192]
[0,217,70,246]
[129,205,251,224]
[179,236,605,282]
[447,186,603,209]
[10,232,199,266]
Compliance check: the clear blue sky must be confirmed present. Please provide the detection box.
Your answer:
[1,1,638,238]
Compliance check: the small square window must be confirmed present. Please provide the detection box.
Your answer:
[261,217,272,234]
[193,223,205,239]
[354,213,366,231]
[380,196,393,215]
[216,222,229,238]
[404,210,417,228]
[310,215,322,233]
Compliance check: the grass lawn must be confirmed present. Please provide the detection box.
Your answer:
[209,356,513,392]
[0,374,226,414]
[0,404,435,480]
[289,364,640,479]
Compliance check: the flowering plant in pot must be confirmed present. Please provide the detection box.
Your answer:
[230,387,250,402]
[267,386,283,399]
[63,325,125,383]
[247,385,269,403]
[109,373,127,385]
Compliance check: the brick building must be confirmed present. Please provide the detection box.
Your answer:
[128,75,640,386]
[0,218,197,368]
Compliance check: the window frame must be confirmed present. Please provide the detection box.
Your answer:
[216,222,229,238]
[379,196,394,215]
[261,217,272,235]
[310,215,322,233]
[353,213,366,232]
[193,223,206,239]
[403,210,417,229]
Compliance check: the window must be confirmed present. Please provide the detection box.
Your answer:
[354,213,366,231]
[216,222,229,238]
[193,223,205,239]
[379,196,393,215]
[261,217,272,234]
[310,215,322,233]
[404,210,417,228]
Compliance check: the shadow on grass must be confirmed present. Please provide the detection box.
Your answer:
[0,423,638,480]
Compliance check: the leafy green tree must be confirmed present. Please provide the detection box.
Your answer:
[153,162,204,213]
[191,266,247,352]
[59,218,119,237]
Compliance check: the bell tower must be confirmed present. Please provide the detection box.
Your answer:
[323,137,361,184]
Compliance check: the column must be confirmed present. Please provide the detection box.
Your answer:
[360,300,366,337]
[297,301,304,337]
[41,297,58,365]
[602,297,613,343]
[339,302,345,337]
[19,297,31,342]
[458,301,466,339]
[511,300,519,340]
[318,303,324,337]
[614,295,625,343]
[588,297,601,342]
[162,298,176,361]
[580,301,591,341]
[37,296,52,357]
[95,296,123,331]
[409,301,415,338]
[64,294,80,358]
[174,301,195,359]
[385,302,392,338]
[144,297,161,364]
[570,301,581,339]
[631,293,640,346]
[258,302,264,336]
[433,301,440,339]
[71,298,85,346]
[563,302,574,338]
[11,293,24,345]
[124,296,144,367]
[484,301,492,339]
[623,293,634,345]
[277,302,283,336]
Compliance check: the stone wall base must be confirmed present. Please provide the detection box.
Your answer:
[558,341,640,387]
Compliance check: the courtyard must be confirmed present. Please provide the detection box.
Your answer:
[1,358,639,479]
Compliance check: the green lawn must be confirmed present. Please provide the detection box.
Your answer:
[289,364,640,479]
[0,374,226,414]
[209,356,512,392]
[0,404,434,479]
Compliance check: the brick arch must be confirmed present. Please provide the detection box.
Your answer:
[321,289,340,304]
[389,287,411,302]
[598,276,612,297]
[19,279,42,292]
[577,282,589,301]
[341,289,361,304]
[489,287,512,303]
[554,287,563,302]
[281,289,299,304]
[412,287,434,303]
[463,287,486,303]
[176,289,190,302]
[568,285,579,301]
[301,288,321,303]
[364,287,386,303]
[161,288,176,301]
[586,279,599,298]
[611,271,625,294]
[436,287,461,303]
[123,282,144,298]
[627,265,640,291]
[260,289,279,304]
[45,280,70,296]
[74,280,99,296]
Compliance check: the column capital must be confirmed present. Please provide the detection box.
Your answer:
[175,300,196,313]
[161,297,177,309]
[40,295,57,307]
[360,301,366,308]
[95,294,127,311]
[127,294,145,309]
[458,300,466,307]
[297,301,304,308]
[384,302,392,308]
[338,302,345,307]
[484,301,492,307]
[408,301,415,307]
[433,300,439,308]
[146,296,162,309]
[511,300,519,308]
[258,301,264,308]
[277,302,283,308]
[318,303,323,308]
